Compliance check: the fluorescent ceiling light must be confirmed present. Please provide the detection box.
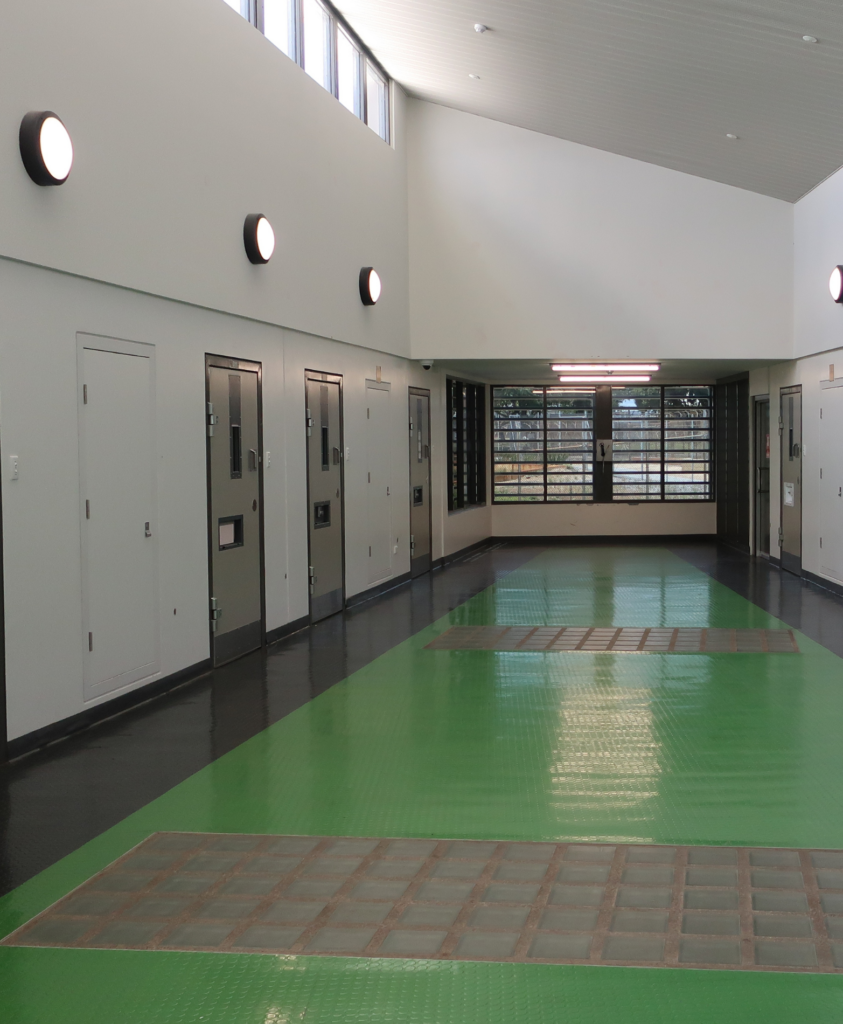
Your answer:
[558,375,651,383]
[533,388,594,394]
[551,364,660,372]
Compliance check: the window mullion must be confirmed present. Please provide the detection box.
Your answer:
[661,386,666,502]
[543,387,548,503]
[329,8,338,96]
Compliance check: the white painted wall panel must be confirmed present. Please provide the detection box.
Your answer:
[819,387,843,583]
[0,0,409,356]
[794,165,843,362]
[408,102,793,363]
[0,259,441,742]
[366,386,393,583]
[492,502,716,538]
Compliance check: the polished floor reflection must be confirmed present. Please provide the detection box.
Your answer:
[0,542,537,897]
[3,542,843,1023]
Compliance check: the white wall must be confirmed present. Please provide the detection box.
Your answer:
[493,503,716,537]
[794,167,843,361]
[407,101,793,362]
[0,0,409,356]
[0,258,439,742]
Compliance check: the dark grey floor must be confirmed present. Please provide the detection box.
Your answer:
[4,538,843,901]
[669,544,843,660]
[0,542,537,897]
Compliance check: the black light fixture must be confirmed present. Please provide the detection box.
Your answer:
[19,111,73,185]
[830,266,843,303]
[243,214,275,264]
[359,267,382,305]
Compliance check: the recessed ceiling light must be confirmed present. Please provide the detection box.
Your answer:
[19,111,73,185]
[474,24,488,33]
[802,35,818,43]
[243,214,275,264]
[359,267,382,305]
[551,363,660,373]
[558,375,651,383]
[726,133,738,140]
[469,73,481,79]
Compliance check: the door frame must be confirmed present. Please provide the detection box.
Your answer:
[753,394,770,558]
[0,440,6,763]
[205,354,265,660]
[779,384,802,576]
[78,334,160,698]
[408,386,432,578]
[304,369,345,621]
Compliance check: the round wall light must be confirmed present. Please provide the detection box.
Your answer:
[830,266,843,303]
[19,111,73,185]
[243,214,275,264]
[359,267,382,305]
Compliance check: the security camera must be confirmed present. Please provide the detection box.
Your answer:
[419,359,434,370]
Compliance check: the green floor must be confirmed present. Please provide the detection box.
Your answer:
[3,546,843,1021]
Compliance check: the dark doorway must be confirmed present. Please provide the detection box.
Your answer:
[716,376,750,552]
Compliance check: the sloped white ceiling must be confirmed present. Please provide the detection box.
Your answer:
[336,0,843,201]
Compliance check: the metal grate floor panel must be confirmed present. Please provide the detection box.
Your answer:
[424,626,799,654]
[5,832,843,972]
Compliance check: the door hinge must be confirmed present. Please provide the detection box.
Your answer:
[210,596,222,631]
[207,402,218,437]
[410,534,415,552]
[306,408,313,437]
[308,565,316,594]
[778,526,783,545]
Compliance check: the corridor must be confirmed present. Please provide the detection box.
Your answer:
[2,542,843,1020]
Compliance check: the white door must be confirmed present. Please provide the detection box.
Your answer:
[366,385,392,583]
[820,386,843,582]
[79,337,158,699]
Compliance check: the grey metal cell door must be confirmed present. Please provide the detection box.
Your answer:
[207,357,263,665]
[306,372,344,622]
[779,385,802,576]
[409,388,432,577]
[78,336,158,700]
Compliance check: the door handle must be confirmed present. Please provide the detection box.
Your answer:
[332,446,341,465]
[248,449,258,471]
[144,522,152,537]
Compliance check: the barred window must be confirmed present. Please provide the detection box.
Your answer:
[492,387,594,502]
[612,386,712,501]
[492,384,712,503]
[448,380,486,510]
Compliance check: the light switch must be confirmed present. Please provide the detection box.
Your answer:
[9,455,19,480]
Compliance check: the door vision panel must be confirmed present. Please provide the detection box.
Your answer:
[78,336,158,700]
[306,371,344,622]
[207,356,263,666]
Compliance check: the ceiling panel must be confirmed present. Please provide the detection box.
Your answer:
[335,0,843,200]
